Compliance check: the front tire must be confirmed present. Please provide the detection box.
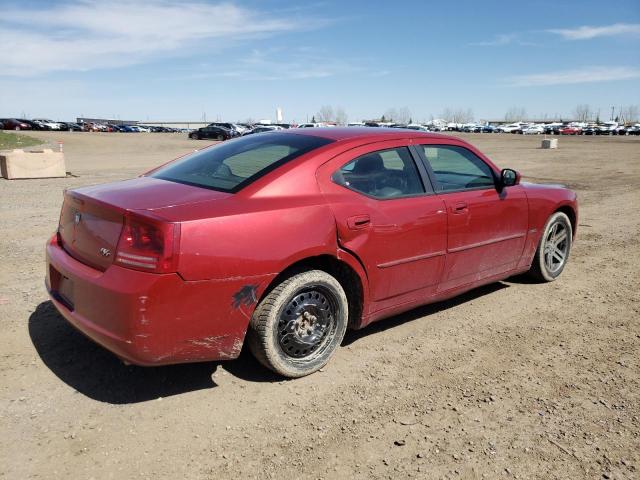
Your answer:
[528,212,572,282]
[247,270,348,378]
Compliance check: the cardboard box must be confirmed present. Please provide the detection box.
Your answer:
[0,149,66,179]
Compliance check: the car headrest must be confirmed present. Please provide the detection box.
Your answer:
[352,153,384,174]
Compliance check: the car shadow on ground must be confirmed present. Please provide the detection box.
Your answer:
[342,282,509,346]
[502,272,544,285]
[28,301,280,404]
[30,282,512,404]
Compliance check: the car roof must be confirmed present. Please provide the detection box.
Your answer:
[281,127,455,142]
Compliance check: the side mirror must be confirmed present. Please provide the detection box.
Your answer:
[500,168,520,189]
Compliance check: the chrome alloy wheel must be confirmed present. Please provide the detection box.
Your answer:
[543,221,569,274]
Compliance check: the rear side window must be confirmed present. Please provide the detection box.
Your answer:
[418,145,495,192]
[151,133,333,192]
[332,147,426,199]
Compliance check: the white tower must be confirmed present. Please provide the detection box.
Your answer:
[276,107,283,123]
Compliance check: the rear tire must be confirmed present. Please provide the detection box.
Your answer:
[247,270,348,378]
[528,212,572,282]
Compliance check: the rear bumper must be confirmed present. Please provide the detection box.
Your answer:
[46,237,275,366]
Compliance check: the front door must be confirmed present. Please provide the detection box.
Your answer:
[415,143,528,292]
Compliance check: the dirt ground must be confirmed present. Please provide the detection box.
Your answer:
[1,130,638,479]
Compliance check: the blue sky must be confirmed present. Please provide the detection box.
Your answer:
[0,0,639,123]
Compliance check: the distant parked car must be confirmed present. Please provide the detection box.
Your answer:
[189,125,236,140]
[59,122,83,132]
[480,125,496,133]
[560,126,582,135]
[523,125,544,135]
[2,118,32,130]
[544,124,563,135]
[405,124,430,131]
[243,126,279,135]
[596,122,618,135]
[16,119,49,130]
[207,122,246,135]
[85,123,108,132]
[496,123,524,133]
[33,119,62,130]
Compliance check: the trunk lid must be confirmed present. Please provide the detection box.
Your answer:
[58,193,124,271]
[73,176,231,211]
[58,176,231,270]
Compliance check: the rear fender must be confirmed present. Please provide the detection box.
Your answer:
[336,247,371,328]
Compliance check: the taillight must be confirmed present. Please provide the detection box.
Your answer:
[114,214,180,273]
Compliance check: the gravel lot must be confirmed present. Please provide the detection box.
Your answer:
[1,131,638,479]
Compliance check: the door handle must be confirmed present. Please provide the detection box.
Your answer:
[347,214,371,230]
[452,202,468,214]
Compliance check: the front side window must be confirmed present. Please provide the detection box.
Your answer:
[332,147,426,199]
[418,145,495,192]
[151,133,334,192]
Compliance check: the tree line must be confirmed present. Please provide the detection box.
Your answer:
[309,104,639,124]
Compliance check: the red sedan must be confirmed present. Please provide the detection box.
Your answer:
[2,118,32,130]
[46,129,577,377]
[560,126,582,135]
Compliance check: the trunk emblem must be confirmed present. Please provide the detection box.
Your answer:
[74,212,81,224]
[99,247,111,257]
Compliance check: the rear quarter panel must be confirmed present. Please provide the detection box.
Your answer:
[155,139,360,282]
[177,199,338,281]
[142,157,343,359]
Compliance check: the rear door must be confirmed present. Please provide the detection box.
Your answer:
[414,143,528,291]
[317,140,447,306]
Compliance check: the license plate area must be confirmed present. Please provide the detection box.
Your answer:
[49,265,75,311]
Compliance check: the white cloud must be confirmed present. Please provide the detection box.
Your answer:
[177,47,362,81]
[0,1,325,76]
[548,23,640,40]
[469,33,539,47]
[507,66,640,87]
[469,34,516,47]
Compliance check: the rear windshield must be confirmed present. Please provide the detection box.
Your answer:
[151,133,334,192]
